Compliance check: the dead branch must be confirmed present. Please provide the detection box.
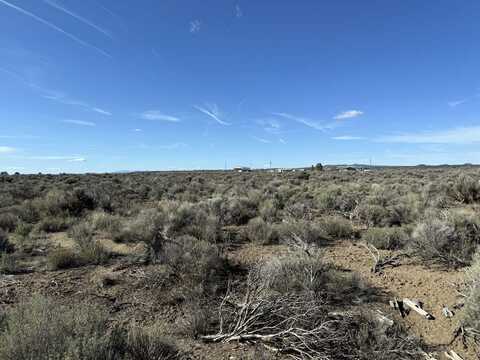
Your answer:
[445,350,464,360]
[361,243,403,273]
[402,298,435,320]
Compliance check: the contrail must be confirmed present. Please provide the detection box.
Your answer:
[44,0,113,39]
[0,0,111,57]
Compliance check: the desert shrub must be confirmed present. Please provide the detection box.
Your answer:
[16,201,40,223]
[36,216,72,233]
[14,222,33,238]
[362,227,409,250]
[205,259,424,359]
[410,212,480,267]
[224,197,258,225]
[163,235,227,297]
[260,255,376,305]
[244,217,278,245]
[0,253,16,274]
[316,186,358,213]
[0,213,18,232]
[69,222,110,265]
[258,199,280,222]
[181,300,212,339]
[125,324,181,360]
[116,208,166,261]
[463,250,480,343]
[354,203,390,227]
[0,296,115,360]
[451,174,480,204]
[317,216,355,239]
[0,230,13,253]
[162,201,222,243]
[277,220,328,247]
[90,211,122,235]
[47,248,79,270]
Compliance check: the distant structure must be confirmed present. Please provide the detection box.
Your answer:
[233,166,252,173]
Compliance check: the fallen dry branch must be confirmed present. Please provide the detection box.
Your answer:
[402,298,435,320]
[444,350,464,360]
[361,243,403,273]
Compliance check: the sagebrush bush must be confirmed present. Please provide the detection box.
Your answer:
[36,216,72,233]
[362,227,409,250]
[0,296,183,360]
[47,248,79,270]
[0,213,18,232]
[163,235,227,297]
[354,203,390,227]
[69,222,110,265]
[410,211,480,267]
[451,174,480,204]
[0,253,16,274]
[245,217,278,245]
[463,250,480,342]
[0,296,114,360]
[277,220,328,247]
[125,324,181,360]
[317,216,355,239]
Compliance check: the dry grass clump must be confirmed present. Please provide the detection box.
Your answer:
[451,173,480,204]
[69,222,110,265]
[362,227,409,250]
[0,213,18,232]
[47,248,79,270]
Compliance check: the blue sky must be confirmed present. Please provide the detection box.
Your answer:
[1,0,480,173]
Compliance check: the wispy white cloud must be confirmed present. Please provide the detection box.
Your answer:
[0,146,16,154]
[279,138,286,144]
[0,68,112,115]
[0,0,111,57]
[62,119,96,127]
[190,20,202,33]
[448,94,480,108]
[133,128,142,132]
[235,4,243,18]
[332,136,365,140]
[44,0,113,38]
[334,110,363,120]
[194,104,230,125]
[377,126,480,144]
[92,107,112,116]
[68,157,86,162]
[272,112,330,131]
[252,136,270,144]
[140,110,180,122]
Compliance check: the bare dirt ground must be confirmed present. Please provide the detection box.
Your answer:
[1,235,478,359]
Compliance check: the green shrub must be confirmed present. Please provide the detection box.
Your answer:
[362,227,409,250]
[317,216,355,239]
[245,217,278,245]
[90,211,122,235]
